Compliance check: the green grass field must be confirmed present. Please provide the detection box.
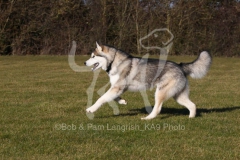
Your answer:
[0,55,240,159]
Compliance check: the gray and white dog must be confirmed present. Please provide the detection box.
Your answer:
[84,42,212,120]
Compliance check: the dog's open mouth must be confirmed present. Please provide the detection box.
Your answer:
[92,63,99,71]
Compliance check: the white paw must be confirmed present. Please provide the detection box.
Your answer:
[189,110,196,118]
[189,115,196,118]
[141,117,152,120]
[141,114,156,120]
[86,107,97,113]
[118,99,127,105]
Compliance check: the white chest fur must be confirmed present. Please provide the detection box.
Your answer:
[109,74,119,85]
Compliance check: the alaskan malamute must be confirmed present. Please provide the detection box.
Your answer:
[84,42,212,120]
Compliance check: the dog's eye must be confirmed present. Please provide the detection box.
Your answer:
[92,55,95,58]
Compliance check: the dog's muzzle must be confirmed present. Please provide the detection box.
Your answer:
[84,61,99,71]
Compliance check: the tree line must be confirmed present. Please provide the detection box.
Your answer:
[0,0,239,56]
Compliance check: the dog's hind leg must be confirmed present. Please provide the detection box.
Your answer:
[141,89,165,120]
[174,86,196,118]
[141,80,177,120]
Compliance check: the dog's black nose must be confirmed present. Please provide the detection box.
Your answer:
[84,62,86,65]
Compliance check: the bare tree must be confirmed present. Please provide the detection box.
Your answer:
[0,0,239,56]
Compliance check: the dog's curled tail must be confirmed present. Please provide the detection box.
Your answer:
[180,51,212,79]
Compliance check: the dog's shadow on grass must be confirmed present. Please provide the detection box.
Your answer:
[117,106,240,118]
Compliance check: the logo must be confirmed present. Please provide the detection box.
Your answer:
[68,28,174,119]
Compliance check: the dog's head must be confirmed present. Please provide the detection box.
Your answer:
[84,42,112,71]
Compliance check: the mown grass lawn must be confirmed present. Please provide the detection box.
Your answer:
[0,55,239,159]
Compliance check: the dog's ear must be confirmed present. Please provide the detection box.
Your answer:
[96,42,102,51]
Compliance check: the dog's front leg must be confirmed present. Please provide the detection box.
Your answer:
[86,87,124,113]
